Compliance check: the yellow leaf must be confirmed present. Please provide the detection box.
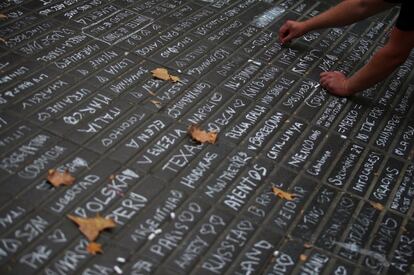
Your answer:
[86,242,103,255]
[151,68,180,83]
[272,187,296,201]
[370,202,384,211]
[67,214,116,241]
[47,169,75,187]
[304,243,313,249]
[188,124,218,144]
[150,99,162,108]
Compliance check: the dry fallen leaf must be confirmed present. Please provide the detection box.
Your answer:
[188,124,218,144]
[0,14,7,20]
[87,242,103,255]
[300,254,308,261]
[0,38,6,43]
[150,99,162,108]
[148,90,156,96]
[370,202,385,211]
[304,243,313,249]
[67,214,116,241]
[47,169,75,187]
[272,187,296,201]
[151,68,180,83]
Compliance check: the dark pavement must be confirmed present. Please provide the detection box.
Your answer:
[0,0,414,274]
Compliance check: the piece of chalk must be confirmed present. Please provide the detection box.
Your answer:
[114,265,123,274]
[170,212,176,219]
[148,233,156,240]
[273,250,280,257]
[117,257,126,263]
[154,228,162,235]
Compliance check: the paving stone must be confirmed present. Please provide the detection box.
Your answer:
[69,166,141,219]
[304,133,344,180]
[263,117,308,163]
[0,132,60,179]
[132,199,210,266]
[160,209,233,274]
[283,126,326,171]
[1,0,414,273]
[41,237,93,275]
[262,240,305,275]
[0,198,34,236]
[26,82,98,127]
[326,142,365,188]
[66,98,135,145]
[116,188,188,249]
[76,244,130,275]
[193,217,257,274]
[388,220,414,274]
[168,141,233,190]
[362,212,403,273]
[369,157,405,205]
[85,107,151,154]
[0,65,61,109]
[41,155,116,216]
[269,176,318,234]
[338,202,380,261]
[389,164,414,214]
[1,219,79,275]
[104,176,165,231]
[292,186,338,242]
[0,210,60,266]
[221,103,269,145]
[226,228,283,274]
[219,157,273,214]
[391,119,414,159]
[316,194,359,251]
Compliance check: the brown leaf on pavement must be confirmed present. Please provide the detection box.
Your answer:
[304,243,313,249]
[370,202,384,211]
[67,214,116,241]
[150,99,162,108]
[0,38,6,43]
[188,124,218,144]
[47,169,75,187]
[272,187,297,201]
[151,68,180,83]
[299,254,308,261]
[0,14,7,20]
[86,242,103,255]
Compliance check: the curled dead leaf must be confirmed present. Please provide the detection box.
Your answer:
[67,214,116,241]
[188,124,218,144]
[150,99,162,109]
[304,243,313,249]
[299,254,308,261]
[0,38,6,43]
[47,169,75,187]
[272,187,296,201]
[151,68,180,83]
[0,14,7,20]
[87,242,103,255]
[370,202,384,211]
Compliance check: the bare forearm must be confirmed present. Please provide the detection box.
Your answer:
[302,0,392,32]
[347,48,408,93]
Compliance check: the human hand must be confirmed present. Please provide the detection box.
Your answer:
[320,71,352,96]
[279,20,306,44]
